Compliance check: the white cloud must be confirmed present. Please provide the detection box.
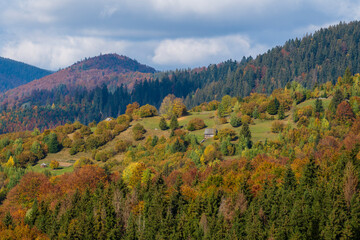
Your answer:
[152,35,267,66]
[2,0,69,24]
[1,36,129,70]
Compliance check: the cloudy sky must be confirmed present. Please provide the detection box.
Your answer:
[1,0,360,71]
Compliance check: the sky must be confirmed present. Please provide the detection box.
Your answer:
[0,0,360,71]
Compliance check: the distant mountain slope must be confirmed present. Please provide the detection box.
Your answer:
[1,53,156,106]
[0,57,52,93]
[2,21,360,133]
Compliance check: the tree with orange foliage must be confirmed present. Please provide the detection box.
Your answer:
[336,101,355,123]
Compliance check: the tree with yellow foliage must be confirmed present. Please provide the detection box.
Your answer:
[4,156,15,168]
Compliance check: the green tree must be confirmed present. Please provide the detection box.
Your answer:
[278,104,285,120]
[159,117,168,130]
[45,132,60,153]
[170,115,179,130]
[329,89,344,113]
[230,114,242,127]
[315,98,324,115]
[239,123,252,149]
[267,97,280,115]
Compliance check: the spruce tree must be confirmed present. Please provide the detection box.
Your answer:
[315,98,324,114]
[278,104,285,120]
[240,123,252,149]
[330,89,344,113]
[159,117,168,130]
[267,97,280,115]
[45,132,60,153]
[170,115,179,130]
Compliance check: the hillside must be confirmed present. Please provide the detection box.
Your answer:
[1,21,360,133]
[0,73,359,238]
[0,53,156,106]
[0,56,52,93]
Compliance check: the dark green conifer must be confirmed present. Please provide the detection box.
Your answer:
[170,115,179,130]
[159,117,168,130]
[267,97,280,115]
[278,104,285,120]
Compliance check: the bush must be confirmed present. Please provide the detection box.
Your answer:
[219,117,227,124]
[139,104,158,118]
[297,116,309,127]
[217,128,236,140]
[271,121,285,133]
[62,137,73,148]
[187,118,206,131]
[230,114,242,127]
[117,114,131,125]
[95,150,114,162]
[70,139,85,155]
[49,160,59,169]
[115,140,132,153]
[113,123,129,135]
[132,124,146,141]
[74,157,93,169]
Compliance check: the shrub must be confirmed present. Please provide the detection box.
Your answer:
[187,118,206,131]
[241,115,252,125]
[297,116,309,127]
[219,117,227,124]
[271,121,285,133]
[218,128,236,140]
[230,114,242,127]
[115,140,132,153]
[95,150,114,162]
[62,137,73,148]
[49,160,59,169]
[139,104,158,118]
[117,114,131,125]
[74,157,93,169]
[132,124,146,141]
[70,139,85,155]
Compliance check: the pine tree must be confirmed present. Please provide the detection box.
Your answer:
[267,97,280,115]
[45,132,60,153]
[239,123,252,149]
[278,104,285,120]
[170,115,179,130]
[3,212,13,228]
[283,166,296,190]
[159,117,168,130]
[330,89,344,113]
[315,98,324,115]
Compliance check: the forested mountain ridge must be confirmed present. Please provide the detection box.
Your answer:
[0,53,156,106]
[0,69,359,238]
[0,57,52,93]
[1,21,360,133]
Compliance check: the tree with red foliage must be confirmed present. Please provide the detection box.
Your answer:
[336,101,355,123]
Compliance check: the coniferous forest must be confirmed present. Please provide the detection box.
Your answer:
[0,67,359,239]
[1,21,360,240]
[2,22,360,133]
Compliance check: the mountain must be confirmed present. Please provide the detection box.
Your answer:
[1,21,360,133]
[1,53,156,106]
[0,56,52,93]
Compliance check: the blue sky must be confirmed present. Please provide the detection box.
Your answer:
[0,0,360,71]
